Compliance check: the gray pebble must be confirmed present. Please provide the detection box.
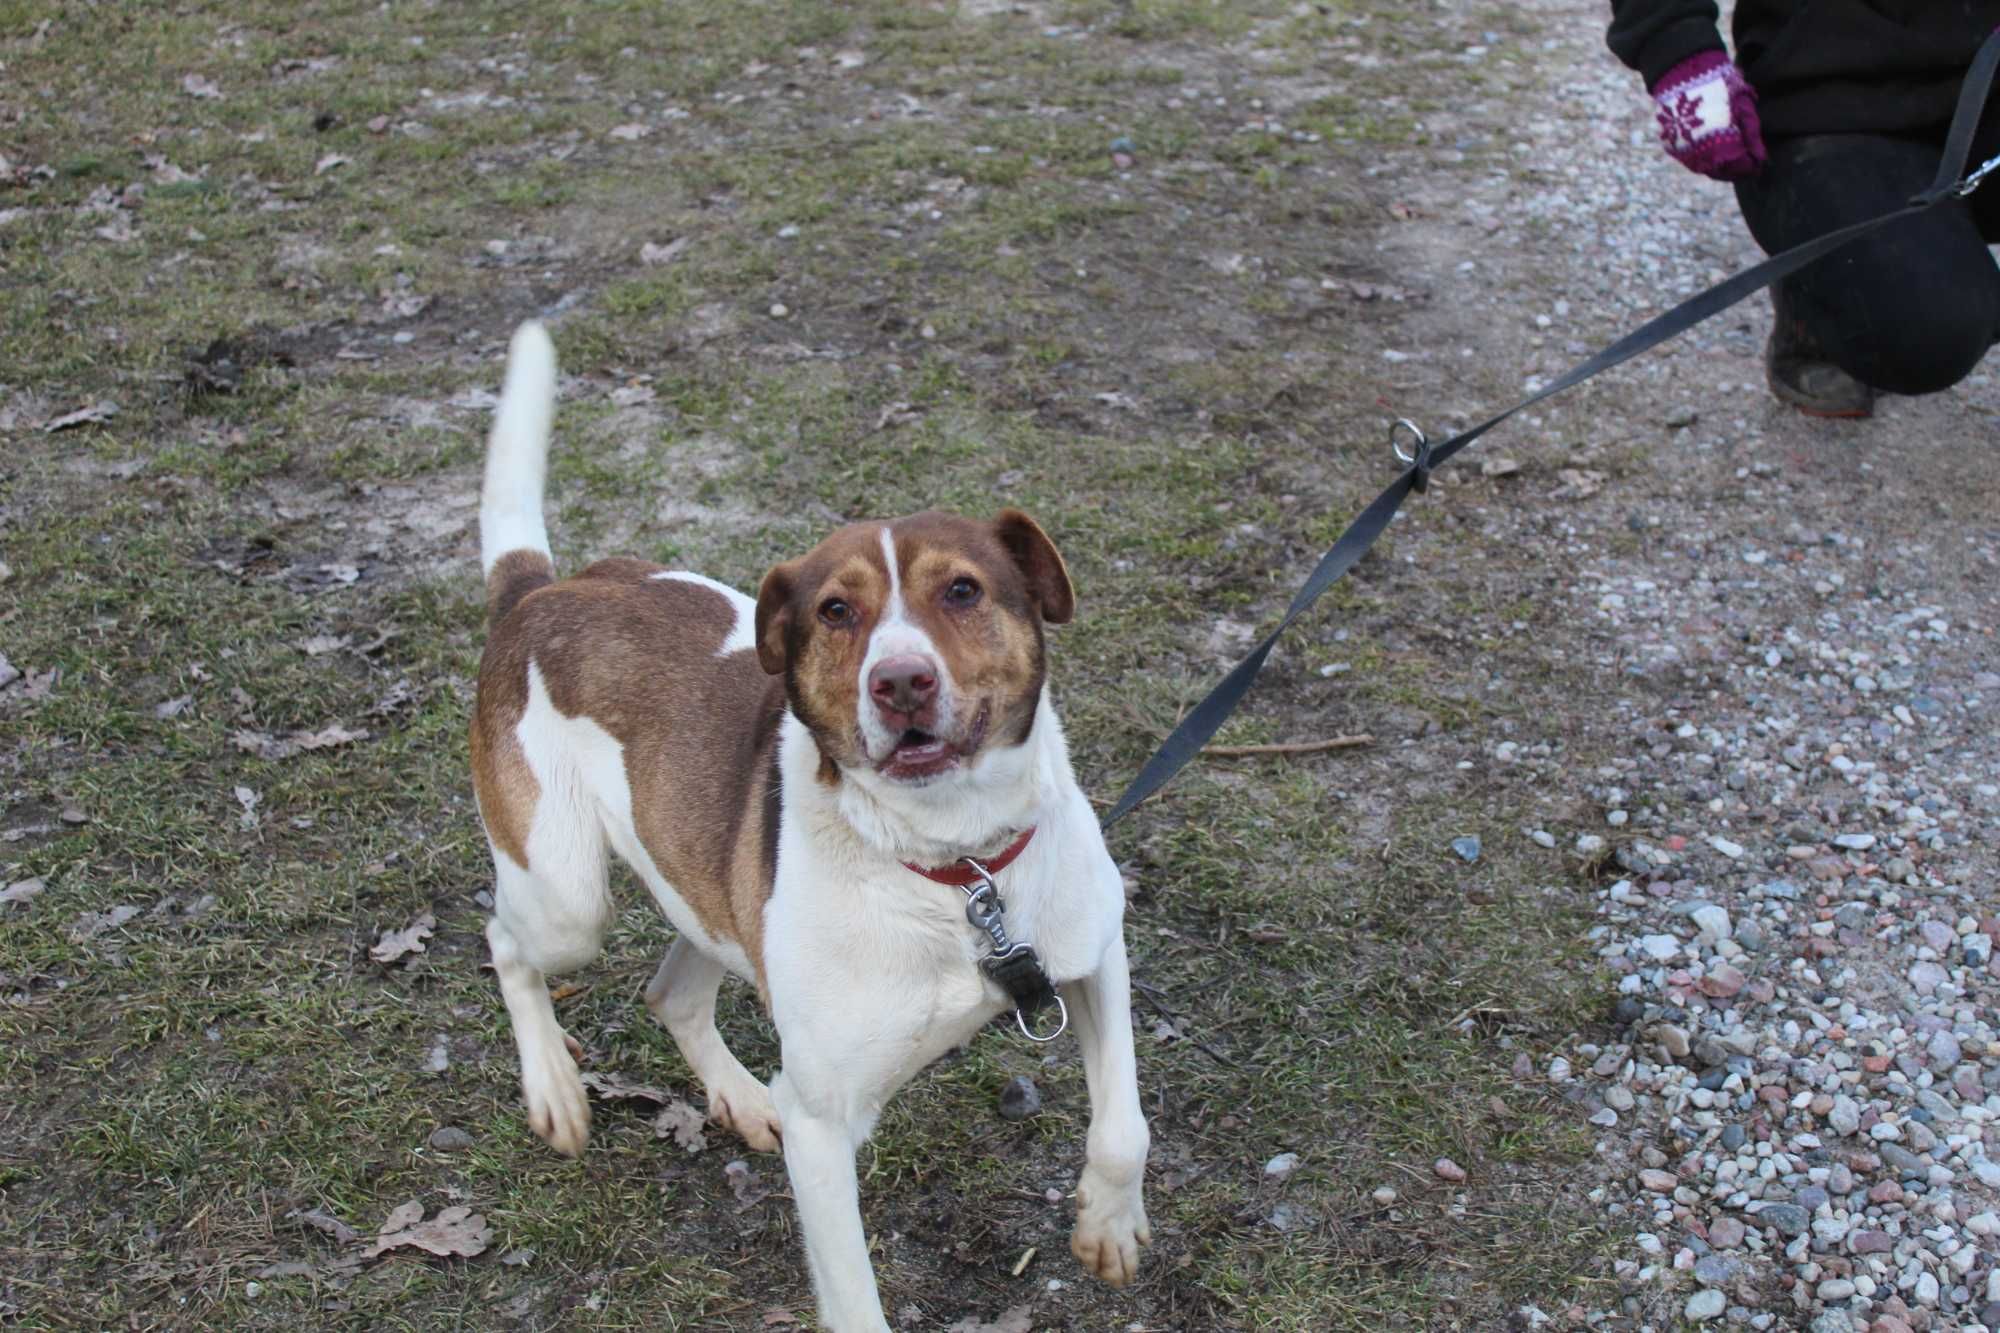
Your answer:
[1693,1254,1742,1286]
[1880,1143,1927,1173]
[1758,1203,1808,1237]
[428,1126,475,1152]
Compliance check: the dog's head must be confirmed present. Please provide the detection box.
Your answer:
[754,510,1073,786]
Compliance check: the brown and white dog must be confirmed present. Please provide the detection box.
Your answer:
[469,322,1149,1326]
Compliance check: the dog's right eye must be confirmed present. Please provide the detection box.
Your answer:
[818,598,855,627]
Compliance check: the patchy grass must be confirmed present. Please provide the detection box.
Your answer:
[2,0,1619,1328]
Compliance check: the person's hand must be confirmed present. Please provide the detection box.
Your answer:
[1649,50,1766,181]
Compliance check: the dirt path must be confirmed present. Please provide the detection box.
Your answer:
[1359,1,2000,1328]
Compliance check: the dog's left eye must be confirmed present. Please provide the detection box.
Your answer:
[944,576,981,607]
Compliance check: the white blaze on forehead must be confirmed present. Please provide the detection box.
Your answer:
[878,527,902,616]
[856,524,953,754]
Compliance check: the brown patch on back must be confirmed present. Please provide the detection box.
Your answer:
[472,560,787,991]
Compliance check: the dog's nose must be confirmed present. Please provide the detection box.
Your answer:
[869,655,938,718]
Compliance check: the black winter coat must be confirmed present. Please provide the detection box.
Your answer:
[1606,1,2000,137]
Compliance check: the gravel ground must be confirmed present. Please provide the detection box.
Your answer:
[1347,1,2000,1328]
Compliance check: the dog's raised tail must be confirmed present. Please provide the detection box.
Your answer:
[480,321,558,620]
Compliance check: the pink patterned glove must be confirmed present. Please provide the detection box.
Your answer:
[1649,50,1766,181]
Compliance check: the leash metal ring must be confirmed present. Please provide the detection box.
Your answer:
[1389,418,1428,465]
[1015,994,1069,1043]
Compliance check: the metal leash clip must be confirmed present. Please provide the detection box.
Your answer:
[960,859,1069,1043]
[1389,418,1432,493]
[1956,150,2000,199]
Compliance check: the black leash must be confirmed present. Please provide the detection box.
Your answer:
[1100,29,2000,830]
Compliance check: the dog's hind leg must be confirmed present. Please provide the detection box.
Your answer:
[487,835,612,1158]
[645,936,782,1151]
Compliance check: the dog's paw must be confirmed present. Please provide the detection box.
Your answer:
[1071,1189,1151,1287]
[522,1043,590,1158]
[707,1077,783,1153]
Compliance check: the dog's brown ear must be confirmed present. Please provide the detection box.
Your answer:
[754,560,800,675]
[992,508,1075,625]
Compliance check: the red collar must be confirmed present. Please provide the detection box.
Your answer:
[901,826,1037,886]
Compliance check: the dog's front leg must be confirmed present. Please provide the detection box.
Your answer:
[1063,931,1152,1286]
[771,1070,891,1332]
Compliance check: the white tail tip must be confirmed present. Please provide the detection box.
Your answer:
[480,320,558,576]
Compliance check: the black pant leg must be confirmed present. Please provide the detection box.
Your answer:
[1735,133,2000,394]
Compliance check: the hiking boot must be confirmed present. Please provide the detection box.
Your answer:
[1765,286,1874,418]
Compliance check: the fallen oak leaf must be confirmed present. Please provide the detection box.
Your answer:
[653,1098,707,1154]
[363,1201,493,1259]
[375,1200,423,1235]
[369,911,435,963]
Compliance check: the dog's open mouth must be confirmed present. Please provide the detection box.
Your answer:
[882,727,956,777]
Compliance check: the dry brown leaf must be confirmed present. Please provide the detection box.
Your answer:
[370,911,435,963]
[290,1207,360,1245]
[653,1099,708,1154]
[579,1071,673,1105]
[762,1312,800,1328]
[723,1158,770,1207]
[363,1201,492,1259]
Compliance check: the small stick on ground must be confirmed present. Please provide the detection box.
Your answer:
[1202,734,1373,757]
